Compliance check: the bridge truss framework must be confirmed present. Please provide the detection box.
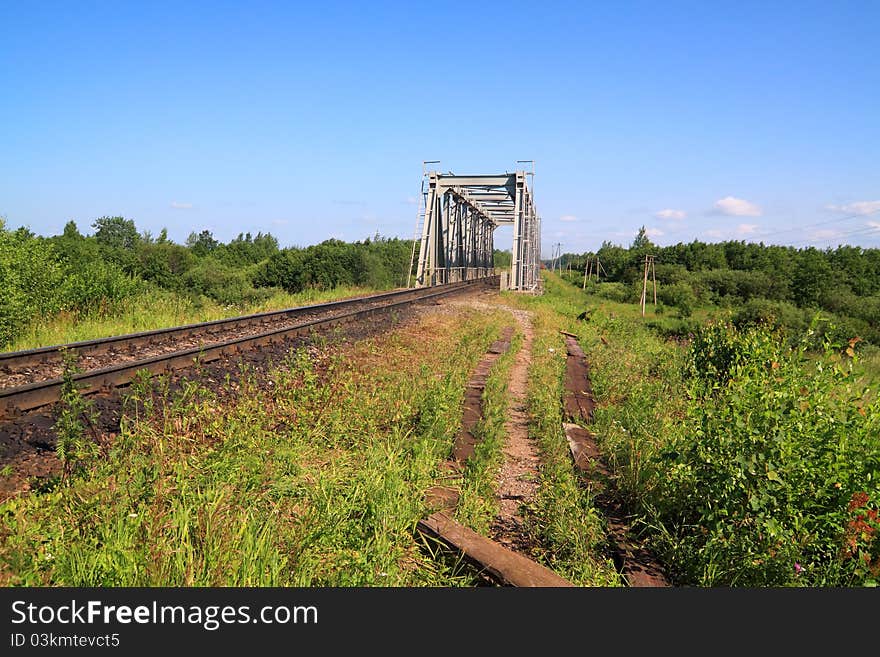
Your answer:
[411,169,541,291]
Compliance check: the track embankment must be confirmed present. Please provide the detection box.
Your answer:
[560,331,669,587]
[0,280,496,501]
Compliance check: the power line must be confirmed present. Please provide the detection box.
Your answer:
[781,224,880,247]
[751,212,875,240]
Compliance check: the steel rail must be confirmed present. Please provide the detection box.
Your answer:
[0,278,496,419]
[0,283,467,371]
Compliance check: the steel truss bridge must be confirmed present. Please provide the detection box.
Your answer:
[411,169,541,291]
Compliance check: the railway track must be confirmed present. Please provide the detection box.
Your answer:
[0,278,497,419]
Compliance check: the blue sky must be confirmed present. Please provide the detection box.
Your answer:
[2,0,878,256]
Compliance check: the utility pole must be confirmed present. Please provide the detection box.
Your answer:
[583,255,591,289]
[640,254,657,316]
[551,242,562,273]
[651,255,657,306]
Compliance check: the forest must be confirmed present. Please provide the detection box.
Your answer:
[0,216,419,348]
[554,226,880,350]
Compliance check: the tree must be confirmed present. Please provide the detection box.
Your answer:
[62,220,82,239]
[792,248,833,308]
[631,226,653,251]
[186,229,219,257]
[92,216,140,250]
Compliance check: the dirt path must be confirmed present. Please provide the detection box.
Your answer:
[490,308,538,551]
[445,298,539,552]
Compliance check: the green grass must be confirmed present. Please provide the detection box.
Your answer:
[0,306,501,586]
[454,322,520,533]
[496,283,623,586]
[540,270,880,587]
[8,270,872,587]
[3,285,381,352]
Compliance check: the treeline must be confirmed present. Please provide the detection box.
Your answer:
[562,227,880,344]
[0,215,514,347]
[0,216,414,347]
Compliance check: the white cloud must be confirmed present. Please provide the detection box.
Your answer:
[868,221,880,231]
[714,196,762,217]
[645,227,664,237]
[170,201,193,209]
[705,229,724,239]
[559,214,577,222]
[736,223,759,235]
[827,200,880,216]
[271,219,289,226]
[655,209,686,220]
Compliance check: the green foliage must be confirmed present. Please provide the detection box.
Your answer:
[658,282,696,318]
[181,258,274,307]
[0,225,63,345]
[254,235,414,293]
[493,249,512,269]
[732,298,809,334]
[564,238,880,347]
[0,308,500,586]
[543,271,880,586]
[186,229,220,257]
[630,226,653,252]
[92,216,140,251]
[135,241,196,289]
[0,215,420,347]
[656,323,880,585]
[592,281,631,303]
[213,232,280,267]
[0,223,141,347]
[54,351,100,481]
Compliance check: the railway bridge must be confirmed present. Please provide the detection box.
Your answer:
[411,167,542,291]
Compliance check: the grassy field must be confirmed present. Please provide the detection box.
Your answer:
[1,305,502,585]
[2,273,876,587]
[3,285,380,353]
[533,272,880,586]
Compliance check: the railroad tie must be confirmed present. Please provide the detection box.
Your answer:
[559,330,670,587]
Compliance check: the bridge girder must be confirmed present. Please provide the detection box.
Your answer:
[413,170,541,291]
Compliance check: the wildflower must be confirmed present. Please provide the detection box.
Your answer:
[849,491,870,512]
[794,562,803,574]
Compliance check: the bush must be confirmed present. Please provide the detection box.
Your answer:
[182,259,273,307]
[0,226,64,345]
[655,322,880,585]
[732,298,808,334]
[658,282,696,318]
[593,281,630,303]
[58,260,141,314]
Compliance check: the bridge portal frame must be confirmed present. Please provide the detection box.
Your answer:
[412,170,541,291]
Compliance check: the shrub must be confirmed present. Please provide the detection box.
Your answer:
[656,322,880,585]
[592,281,630,303]
[658,282,696,318]
[182,258,272,307]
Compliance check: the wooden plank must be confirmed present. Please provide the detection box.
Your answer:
[417,512,574,587]
[425,486,460,511]
[563,422,610,480]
